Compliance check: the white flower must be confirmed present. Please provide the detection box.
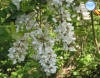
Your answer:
[69,46,76,51]
[52,18,57,23]
[66,0,74,3]
[63,43,69,50]
[52,0,62,5]
[82,12,91,20]
[12,59,17,64]
[50,66,57,73]
[8,53,14,59]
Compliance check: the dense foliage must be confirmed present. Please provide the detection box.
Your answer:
[0,0,100,78]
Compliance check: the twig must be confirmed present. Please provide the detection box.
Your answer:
[90,11,100,53]
[40,1,42,28]
[90,11,96,44]
[26,12,36,26]
[31,12,39,29]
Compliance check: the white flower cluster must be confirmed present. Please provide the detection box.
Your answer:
[66,0,74,3]
[50,3,76,51]
[47,0,63,6]
[15,13,35,32]
[66,0,74,7]
[8,33,29,64]
[12,0,22,10]
[47,0,74,8]
[54,20,76,51]
[59,7,72,21]
[78,2,91,20]
[30,28,57,76]
[8,0,77,76]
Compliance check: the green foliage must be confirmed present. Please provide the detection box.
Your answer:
[0,2,24,25]
[9,2,17,12]
[0,9,7,18]
[0,26,10,41]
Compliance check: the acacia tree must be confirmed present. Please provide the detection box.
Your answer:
[0,0,100,78]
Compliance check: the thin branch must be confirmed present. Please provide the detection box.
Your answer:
[26,12,36,26]
[90,11,100,53]
[40,1,42,28]
[31,11,39,29]
[90,11,96,44]
[59,5,63,23]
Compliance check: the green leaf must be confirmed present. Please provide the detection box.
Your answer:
[47,14,52,21]
[11,22,16,33]
[7,68,11,71]
[9,2,17,12]
[73,71,79,75]
[6,27,11,34]
[21,0,27,12]
[10,22,23,39]
[12,72,17,75]
[12,32,23,40]
[0,27,10,40]
[18,74,23,78]
[16,10,24,15]
[10,12,18,19]
[32,71,40,78]
[0,9,7,18]
[0,33,9,40]
[10,10,24,19]
[4,8,12,14]
[0,28,3,34]
[3,17,13,25]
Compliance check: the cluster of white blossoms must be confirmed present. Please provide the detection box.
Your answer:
[77,2,91,20]
[47,0,63,6]
[30,27,57,76]
[54,20,76,51]
[8,33,29,64]
[15,13,35,32]
[47,0,74,7]
[12,0,22,10]
[66,0,74,7]
[50,2,76,51]
[8,0,76,76]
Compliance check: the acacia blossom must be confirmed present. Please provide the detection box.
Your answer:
[75,2,91,20]
[30,27,57,76]
[15,13,36,32]
[47,0,63,6]
[8,33,29,64]
[8,0,77,76]
[50,2,76,51]
[54,20,76,51]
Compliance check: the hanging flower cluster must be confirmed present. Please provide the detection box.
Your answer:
[8,33,29,64]
[54,21,76,51]
[8,0,76,76]
[77,2,91,20]
[30,27,57,76]
[15,13,36,32]
[48,0,76,51]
